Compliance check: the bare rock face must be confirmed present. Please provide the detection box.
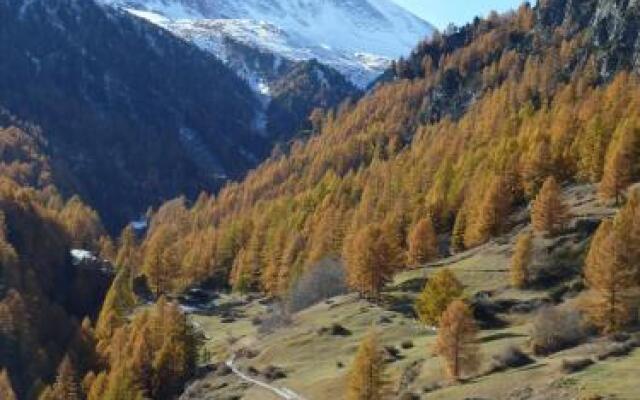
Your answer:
[537,0,640,76]
[591,0,640,74]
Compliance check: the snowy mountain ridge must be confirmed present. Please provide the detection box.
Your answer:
[98,0,435,88]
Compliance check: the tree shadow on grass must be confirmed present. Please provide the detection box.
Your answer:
[479,332,529,343]
[381,293,417,318]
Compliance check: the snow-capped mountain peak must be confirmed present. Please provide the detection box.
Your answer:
[98,0,435,88]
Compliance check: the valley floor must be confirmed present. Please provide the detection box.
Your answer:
[179,185,639,400]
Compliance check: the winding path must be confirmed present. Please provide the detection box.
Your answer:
[225,355,306,400]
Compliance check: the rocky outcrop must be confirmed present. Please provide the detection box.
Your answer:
[538,0,640,76]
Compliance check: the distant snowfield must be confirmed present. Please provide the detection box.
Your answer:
[98,0,434,88]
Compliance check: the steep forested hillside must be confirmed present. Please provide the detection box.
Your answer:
[0,125,200,398]
[267,60,361,142]
[128,0,640,299]
[2,0,640,398]
[0,0,266,230]
[0,170,110,398]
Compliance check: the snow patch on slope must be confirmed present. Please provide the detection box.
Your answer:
[98,0,434,88]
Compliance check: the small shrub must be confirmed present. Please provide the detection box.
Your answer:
[578,394,603,400]
[560,358,594,373]
[549,284,569,303]
[400,340,414,349]
[383,345,402,362]
[236,347,259,359]
[258,301,291,334]
[262,365,287,381]
[422,382,441,393]
[596,341,635,360]
[487,346,534,373]
[214,363,232,377]
[609,332,630,343]
[318,323,352,336]
[530,305,587,355]
[289,258,348,312]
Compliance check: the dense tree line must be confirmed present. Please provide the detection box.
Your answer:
[346,331,388,400]
[3,1,640,397]
[123,2,640,301]
[0,162,199,398]
[582,191,640,333]
[86,297,199,400]
[0,176,104,398]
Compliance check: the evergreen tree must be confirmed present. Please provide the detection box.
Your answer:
[426,161,455,228]
[69,317,98,377]
[576,114,608,183]
[583,216,638,333]
[90,299,199,400]
[150,299,199,399]
[98,236,117,263]
[434,300,481,380]
[522,138,553,197]
[261,225,289,296]
[0,369,17,400]
[230,226,264,293]
[97,367,145,400]
[415,268,463,326]
[343,224,402,300]
[142,225,180,297]
[531,176,568,236]
[346,331,388,400]
[599,120,640,205]
[230,248,255,293]
[278,233,305,295]
[465,175,512,247]
[407,217,439,266]
[95,267,136,347]
[59,195,105,249]
[450,209,467,253]
[41,356,83,400]
[115,226,137,272]
[511,232,533,288]
[87,372,108,400]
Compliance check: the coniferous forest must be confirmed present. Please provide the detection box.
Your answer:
[2,0,640,399]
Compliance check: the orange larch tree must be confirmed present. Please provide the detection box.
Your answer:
[511,232,533,288]
[343,224,403,300]
[531,176,569,236]
[346,330,388,400]
[434,300,481,381]
[407,217,439,266]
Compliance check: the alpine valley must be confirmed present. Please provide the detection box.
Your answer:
[0,0,431,229]
[2,1,640,400]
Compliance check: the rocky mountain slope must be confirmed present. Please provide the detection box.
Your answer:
[266,60,361,142]
[99,0,435,89]
[0,0,371,230]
